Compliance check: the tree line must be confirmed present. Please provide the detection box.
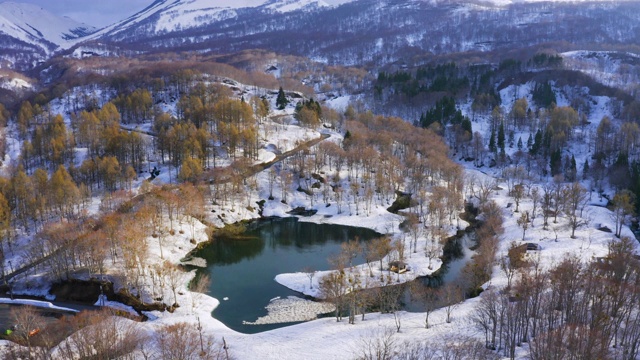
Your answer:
[2,306,229,359]
[475,237,640,359]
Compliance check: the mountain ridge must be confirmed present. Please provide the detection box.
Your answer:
[83,0,332,40]
[2,0,640,71]
[0,1,97,70]
[0,1,95,50]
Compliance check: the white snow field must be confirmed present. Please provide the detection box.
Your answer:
[0,1,95,51]
[0,71,635,360]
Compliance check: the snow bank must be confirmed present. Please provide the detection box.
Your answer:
[0,298,78,313]
[243,296,335,325]
[94,295,138,317]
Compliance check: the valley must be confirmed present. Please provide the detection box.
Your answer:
[0,0,640,359]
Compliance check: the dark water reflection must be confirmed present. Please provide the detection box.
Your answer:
[402,234,476,312]
[191,217,380,334]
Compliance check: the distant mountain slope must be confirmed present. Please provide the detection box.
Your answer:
[0,1,95,47]
[91,0,640,68]
[3,0,640,71]
[91,0,331,39]
[0,1,96,69]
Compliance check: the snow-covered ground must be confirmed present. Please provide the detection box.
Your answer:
[126,180,626,360]
[0,76,32,92]
[149,79,637,359]
[88,0,343,40]
[0,298,78,313]
[0,70,636,359]
[0,2,95,52]
[562,50,640,95]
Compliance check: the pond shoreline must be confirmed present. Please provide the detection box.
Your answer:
[186,216,382,333]
[0,200,477,335]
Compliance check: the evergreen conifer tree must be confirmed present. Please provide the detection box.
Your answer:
[530,129,543,155]
[583,159,590,180]
[276,87,288,110]
[497,122,505,152]
[461,118,472,139]
[550,149,562,176]
[489,132,496,153]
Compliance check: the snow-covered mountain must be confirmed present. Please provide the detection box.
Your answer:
[3,0,640,71]
[91,0,333,39]
[0,0,341,69]
[0,1,96,69]
[89,0,640,68]
[0,1,95,49]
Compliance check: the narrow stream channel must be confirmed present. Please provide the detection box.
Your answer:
[402,233,477,312]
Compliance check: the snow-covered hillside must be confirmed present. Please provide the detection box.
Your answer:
[92,0,334,38]
[0,73,636,359]
[0,1,96,69]
[87,0,640,71]
[562,50,640,96]
[0,74,32,91]
[0,1,95,52]
[2,0,640,70]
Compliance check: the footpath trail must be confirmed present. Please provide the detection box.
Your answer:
[120,124,155,136]
[205,132,330,184]
[255,133,330,172]
[118,116,331,185]
[2,246,65,283]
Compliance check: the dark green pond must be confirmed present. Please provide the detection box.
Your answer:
[191,217,380,334]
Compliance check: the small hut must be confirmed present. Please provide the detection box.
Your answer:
[389,260,408,274]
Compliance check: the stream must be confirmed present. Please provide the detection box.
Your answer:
[190,216,477,333]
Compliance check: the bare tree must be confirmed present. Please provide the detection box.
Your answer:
[511,184,525,213]
[155,322,227,360]
[432,334,501,360]
[564,182,588,238]
[267,166,277,200]
[164,261,185,307]
[393,340,438,360]
[611,189,635,238]
[56,309,145,360]
[375,276,406,332]
[363,240,379,277]
[407,214,422,254]
[517,211,529,241]
[345,270,363,324]
[500,242,528,289]
[371,236,392,274]
[502,166,526,195]
[319,271,348,322]
[530,186,540,225]
[190,273,211,313]
[551,176,565,224]
[410,282,438,329]
[302,266,316,290]
[475,177,496,205]
[354,327,397,360]
[424,236,441,270]
[473,289,503,350]
[541,185,553,229]
[440,283,464,323]
[341,238,362,268]
[6,305,47,357]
